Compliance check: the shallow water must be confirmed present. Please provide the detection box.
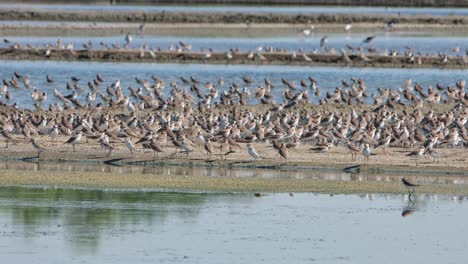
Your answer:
[3,3,468,16]
[0,186,466,263]
[1,60,467,108]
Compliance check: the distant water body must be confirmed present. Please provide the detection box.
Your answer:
[3,4,468,16]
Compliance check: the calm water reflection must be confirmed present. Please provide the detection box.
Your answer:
[0,187,466,263]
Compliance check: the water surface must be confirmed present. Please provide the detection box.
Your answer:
[3,4,468,16]
[0,186,466,263]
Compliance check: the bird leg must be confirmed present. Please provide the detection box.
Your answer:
[408,193,415,205]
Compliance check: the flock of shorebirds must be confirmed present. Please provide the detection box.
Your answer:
[2,31,465,66]
[0,70,466,166]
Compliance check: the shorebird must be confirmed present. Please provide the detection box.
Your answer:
[135,131,153,144]
[346,142,361,161]
[247,143,261,162]
[362,144,371,163]
[406,147,425,166]
[125,137,136,155]
[204,137,214,160]
[278,143,288,162]
[320,35,328,49]
[125,32,132,47]
[402,177,420,195]
[99,138,113,157]
[143,138,164,160]
[362,36,376,45]
[64,131,82,152]
[345,23,352,32]
[0,128,15,148]
[30,138,46,158]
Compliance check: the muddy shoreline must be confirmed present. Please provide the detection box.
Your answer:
[0,132,466,175]
[1,168,468,195]
[1,47,466,69]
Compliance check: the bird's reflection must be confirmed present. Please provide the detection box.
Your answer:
[401,196,417,218]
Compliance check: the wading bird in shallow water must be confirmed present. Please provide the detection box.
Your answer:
[402,178,420,196]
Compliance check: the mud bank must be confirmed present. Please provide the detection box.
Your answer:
[1,168,468,194]
[0,47,466,69]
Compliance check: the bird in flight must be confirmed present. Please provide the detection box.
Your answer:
[362,36,376,45]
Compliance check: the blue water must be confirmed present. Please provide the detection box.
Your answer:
[0,60,466,108]
[2,4,468,16]
[0,187,466,264]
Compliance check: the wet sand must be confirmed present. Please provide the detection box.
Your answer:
[1,133,466,174]
[1,47,466,69]
[1,166,468,194]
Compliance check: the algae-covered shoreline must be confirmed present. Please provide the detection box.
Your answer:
[1,168,468,195]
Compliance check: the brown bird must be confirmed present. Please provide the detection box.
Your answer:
[30,138,46,158]
[0,129,15,148]
[278,143,288,162]
[143,138,164,160]
[346,142,361,161]
[204,138,214,160]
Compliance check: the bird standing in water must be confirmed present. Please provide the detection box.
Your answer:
[402,178,420,196]
[125,32,133,48]
[320,35,328,50]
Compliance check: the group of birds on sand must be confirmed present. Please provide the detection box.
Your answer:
[2,29,466,66]
[0,71,466,166]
